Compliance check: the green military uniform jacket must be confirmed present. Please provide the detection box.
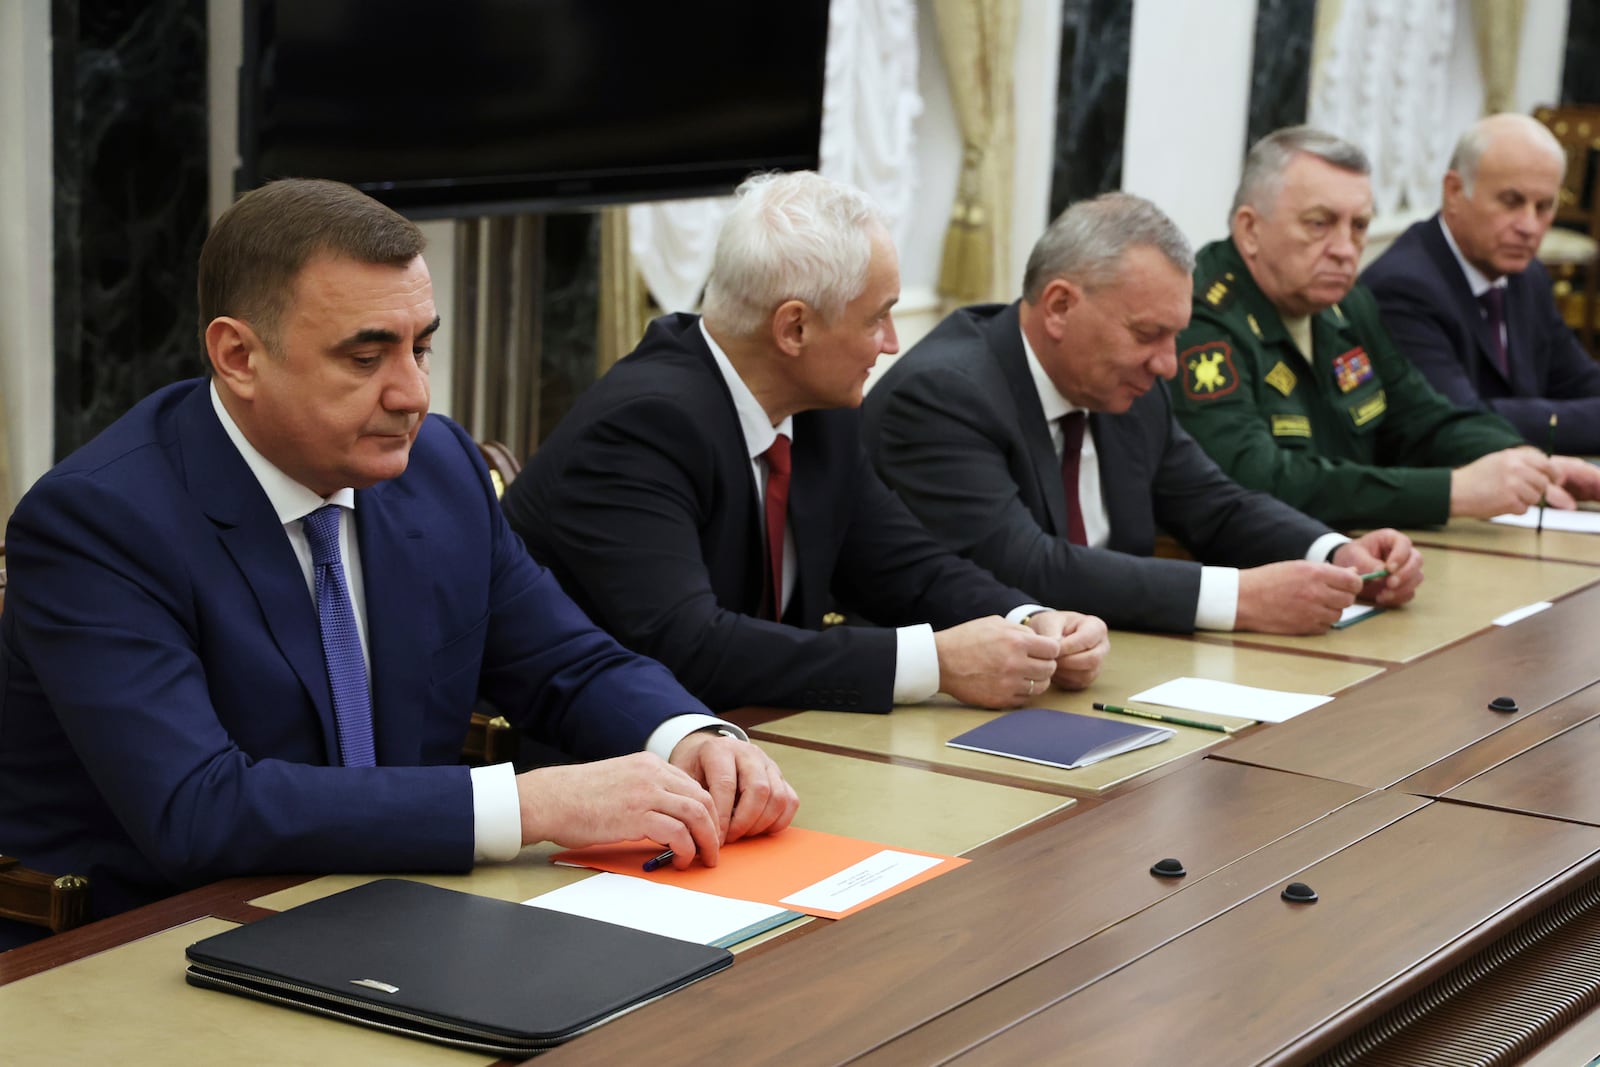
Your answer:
[1170,238,1524,529]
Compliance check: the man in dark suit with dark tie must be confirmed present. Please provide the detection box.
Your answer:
[0,179,796,950]
[863,192,1422,635]
[504,171,1109,715]
[1363,113,1600,454]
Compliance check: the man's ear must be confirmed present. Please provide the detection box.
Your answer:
[206,317,266,400]
[770,299,809,358]
[1038,277,1080,340]
[1232,206,1261,258]
[1441,170,1465,214]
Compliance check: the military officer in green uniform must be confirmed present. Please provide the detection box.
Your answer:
[1171,125,1600,529]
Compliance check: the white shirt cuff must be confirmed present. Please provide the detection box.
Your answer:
[1195,566,1240,631]
[470,762,522,862]
[470,714,745,864]
[1005,603,1049,624]
[1307,532,1351,564]
[893,623,940,704]
[645,713,748,760]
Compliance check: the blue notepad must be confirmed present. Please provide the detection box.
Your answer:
[946,707,1174,770]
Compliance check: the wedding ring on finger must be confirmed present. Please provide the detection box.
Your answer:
[1026,678,1036,696]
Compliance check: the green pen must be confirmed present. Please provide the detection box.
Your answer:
[1358,569,1388,582]
[1092,702,1229,733]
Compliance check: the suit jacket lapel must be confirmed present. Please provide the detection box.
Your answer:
[685,320,771,619]
[988,303,1070,534]
[1423,216,1509,385]
[1502,273,1537,393]
[355,478,433,765]
[178,386,341,764]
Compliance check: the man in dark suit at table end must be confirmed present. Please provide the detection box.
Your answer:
[863,192,1421,636]
[1362,112,1600,454]
[504,171,1109,715]
[0,179,797,950]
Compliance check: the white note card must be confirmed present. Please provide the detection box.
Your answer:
[1128,677,1332,724]
[1491,510,1600,535]
[779,850,942,913]
[1492,601,1552,627]
[525,873,795,947]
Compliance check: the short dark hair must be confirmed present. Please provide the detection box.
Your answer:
[197,179,425,356]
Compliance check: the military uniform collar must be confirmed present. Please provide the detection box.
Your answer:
[1197,238,1353,352]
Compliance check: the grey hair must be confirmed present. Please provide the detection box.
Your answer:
[1231,125,1371,218]
[1022,192,1194,303]
[1449,114,1566,195]
[700,171,890,339]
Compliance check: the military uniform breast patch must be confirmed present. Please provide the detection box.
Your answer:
[1332,346,1373,393]
[1181,341,1238,400]
[1264,360,1297,397]
[1271,414,1312,438]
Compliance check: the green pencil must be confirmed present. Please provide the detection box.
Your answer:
[1358,569,1388,582]
[1092,702,1229,733]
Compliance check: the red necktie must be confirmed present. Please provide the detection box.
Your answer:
[1478,288,1508,375]
[1059,413,1088,546]
[764,435,791,621]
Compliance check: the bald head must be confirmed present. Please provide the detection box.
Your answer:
[1442,114,1566,279]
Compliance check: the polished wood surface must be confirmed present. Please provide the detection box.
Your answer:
[536,760,1376,1065]
[1216,582,1600,789]
[9,527,1600,1065]
[1203,546,1598,663]
[938,803,1600,1066]
[1444,711,1600,826]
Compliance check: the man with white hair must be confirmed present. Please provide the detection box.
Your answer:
[1171,125,1600,529]
[1363,113,1600,453]
[503,171,1109,715]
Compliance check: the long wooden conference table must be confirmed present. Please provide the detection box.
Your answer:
[7,517,1600,1065]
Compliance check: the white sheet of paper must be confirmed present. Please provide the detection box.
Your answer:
[1128,677,1333,724]
[1490,509,1600,534]
[1493,600,1553,627]
[779,850,942,913]
[1338,604,1378,625]
[524,873,795,946]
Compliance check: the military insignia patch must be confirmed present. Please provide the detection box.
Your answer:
[1246,313,1264,340]
[1350,389,1387,427]
[1264,360,1297,397]
[1271,414,1312,438]
[1202,272,1237,311]
[1181,341,1238,400]
[1331,346,1373,393]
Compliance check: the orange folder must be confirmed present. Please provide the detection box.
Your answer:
[553,826,967,920]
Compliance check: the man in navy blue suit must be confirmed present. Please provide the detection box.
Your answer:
[0,179,796,949]
[1363,113,1600,454]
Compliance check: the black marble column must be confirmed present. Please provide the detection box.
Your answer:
[536,212,600,445]
[1246,0,1315,148]
[1050,0,1132,218]
[52,0,210,459]
[1565,1,1600,105]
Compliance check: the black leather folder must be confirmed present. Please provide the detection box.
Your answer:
[185,878,733,1054]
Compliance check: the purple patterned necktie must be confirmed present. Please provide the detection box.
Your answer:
[302,505,376,767]
[1059,412,1088,546]
[1478,287,1509,375]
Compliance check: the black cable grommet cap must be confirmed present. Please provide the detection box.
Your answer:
[1489,696,1519,713]
[1282,882,1318,903]
[1150,858,1186,878]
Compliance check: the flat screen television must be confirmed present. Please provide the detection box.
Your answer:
[238,0,831,217]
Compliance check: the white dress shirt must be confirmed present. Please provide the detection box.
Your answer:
[1439,216,1510,349]
[1019,329,1345,630]
[700,322,1042,704]
[209,383,741,863]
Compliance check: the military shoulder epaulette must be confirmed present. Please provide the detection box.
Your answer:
[1200,271,1238,313]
